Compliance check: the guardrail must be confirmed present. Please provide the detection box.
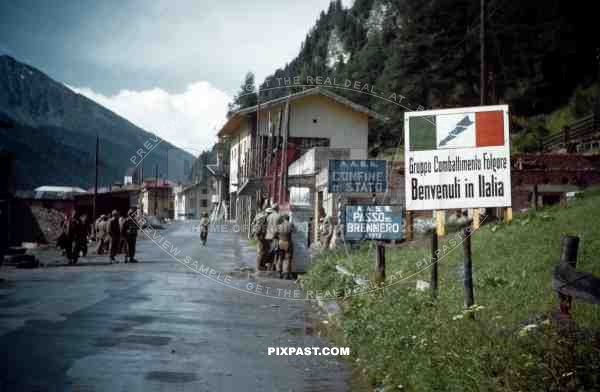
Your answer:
[543,114,597,150]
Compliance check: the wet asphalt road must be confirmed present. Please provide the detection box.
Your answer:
[0,221,348,392]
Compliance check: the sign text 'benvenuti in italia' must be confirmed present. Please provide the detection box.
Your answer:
[404,105,511,210]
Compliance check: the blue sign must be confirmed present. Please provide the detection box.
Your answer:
[345,205,403,241]
[328,160,387,193]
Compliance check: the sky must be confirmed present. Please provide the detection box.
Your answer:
[0,0,341,154]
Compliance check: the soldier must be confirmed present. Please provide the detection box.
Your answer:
[95,215,106,254]
[122,208,139,263]
[199,212,210,246]
[119,214,128,255]
[276,213,295,280]
[319,207,333,251]
[251,208,269,271]
[265,204,280,267]
[77,213,89,257]
[65,210,82,264]
[99,215,111,254]
[108,210,121,264]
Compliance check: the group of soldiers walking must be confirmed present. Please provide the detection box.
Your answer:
[59,210,90,264]
[94,208,140,263]
[252,204,295,280]
[59,208,140,264]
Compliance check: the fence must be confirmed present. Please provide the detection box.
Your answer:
[543,115,598,151]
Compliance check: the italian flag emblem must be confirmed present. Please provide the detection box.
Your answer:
[409,111,504,151]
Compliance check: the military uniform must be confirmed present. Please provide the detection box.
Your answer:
[119,216,128,255]
[265,206,280,267]
[66,212,83,264]
[319,214,333,251]
[199,215,210,246]
[108,211,121,263]
[95,215,107,254]
[251,210,269,270]
[122,210,139,263]
[275,214,295,279]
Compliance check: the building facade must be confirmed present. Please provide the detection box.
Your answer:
[217,87,382,232]
[140,179,174,220]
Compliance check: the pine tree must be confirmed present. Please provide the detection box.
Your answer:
[228,72,258,116]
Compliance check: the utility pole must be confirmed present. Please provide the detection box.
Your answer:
[154,163,159,217]
[93,135,99,222]
[480,0,487,106]
[594,48,600,130]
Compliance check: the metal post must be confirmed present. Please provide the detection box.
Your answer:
[558,235,579,316]
[375,242,385,284]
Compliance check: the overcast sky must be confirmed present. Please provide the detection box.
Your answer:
[0,0,340,153]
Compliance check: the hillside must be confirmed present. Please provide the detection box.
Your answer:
[0,55,194,189]
[236,0,598,153]
[302,191,600,390]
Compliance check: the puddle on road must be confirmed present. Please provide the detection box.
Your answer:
[145,371,197,383]
[284,323,317,337]
[95,334,171,347]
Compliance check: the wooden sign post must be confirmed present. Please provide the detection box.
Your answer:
[375,242,386,284]
[404,105,512,309]
[463,226,475,319]
[431,228,439,299]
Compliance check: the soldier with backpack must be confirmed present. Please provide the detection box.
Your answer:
[251,208,269,271]
[275,212,295,280]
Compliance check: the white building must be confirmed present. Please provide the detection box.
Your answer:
[217,87,383,229]
[173,182,214,220]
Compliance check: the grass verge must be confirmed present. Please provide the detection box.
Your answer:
[301,190,600,391]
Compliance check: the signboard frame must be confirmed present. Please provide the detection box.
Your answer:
[328,159,387,194]
[344,204,404,241]
[404,105,511,211]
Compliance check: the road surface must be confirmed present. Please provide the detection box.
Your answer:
[0,221,348,392]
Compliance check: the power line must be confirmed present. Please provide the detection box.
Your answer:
[432,0,505,67]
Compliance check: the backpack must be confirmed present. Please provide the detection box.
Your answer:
[252,213,268,238]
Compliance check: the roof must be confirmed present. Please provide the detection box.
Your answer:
[206,163,225,177]
[218,87,385,137]
[85,184,141,194]
[142,179,175,189]
[34,186,87,193]
[181,182,209,194]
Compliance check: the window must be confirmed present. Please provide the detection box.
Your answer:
[202,188,207,194]
[201,199,208,207]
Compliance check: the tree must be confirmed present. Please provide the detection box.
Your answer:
[228,72,258,116]
[228,0,599,152]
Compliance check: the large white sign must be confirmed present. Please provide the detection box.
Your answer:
[404,105,511,211]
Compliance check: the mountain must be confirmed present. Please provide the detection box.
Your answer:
[243,0,598,154]
[0,55,195,189]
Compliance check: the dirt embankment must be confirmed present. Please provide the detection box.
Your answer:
[30,206,65,243]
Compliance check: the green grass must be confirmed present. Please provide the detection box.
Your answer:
[301,190,600,391]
